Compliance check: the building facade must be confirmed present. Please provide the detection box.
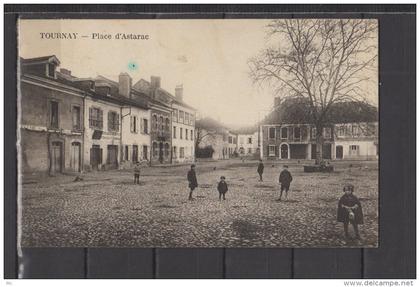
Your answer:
[237,132,259,156]
[20,56,85,175]
[260,122,378,161]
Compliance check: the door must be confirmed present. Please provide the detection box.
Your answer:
[336,145,343,159]
[70,142,81,172]
[90,145,102,170]
[107,145,118,169]
[51,141,62,173]
[132,145,138,163]
[280,144,288,159]
[143,145,148,160]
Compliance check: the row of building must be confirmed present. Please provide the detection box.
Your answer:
[196,100,378,161]
[20,55,196,175]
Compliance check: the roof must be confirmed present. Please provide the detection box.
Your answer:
[262,98,378,125]
[21,55,60,65]
[133,78,197,111]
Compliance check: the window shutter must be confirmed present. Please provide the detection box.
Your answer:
[99,110,103,129]
[89,108,93,127]
[116,113,120,132]
[108,112,112,131]
[140,117,144,134]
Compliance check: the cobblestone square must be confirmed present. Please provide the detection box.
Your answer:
[21,159,378,247]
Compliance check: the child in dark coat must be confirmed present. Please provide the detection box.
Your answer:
[187,164,198,200]
[278,165,293,201]
[337,184,363,239]
[257,160,264,182]
[217,176,228,200]
[133,162,141,184]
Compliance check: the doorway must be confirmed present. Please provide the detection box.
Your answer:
[107,145,118,169]
[336,145,343,159]
[280,144,288,159]
[50,141,63,174]
[90,145,102,171]
[159,142,164,163]
[70,142,81,172]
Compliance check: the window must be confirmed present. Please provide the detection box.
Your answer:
[159,116,164,131]
[132,145,138,162]
[173,146,177,158]
[49,100,59,129]
[311,127,317,139]
[165,118,170,131]
[248,137,252,144]
[269,127,276,139]
[185,129,188,140]
[190,114,195,126]
[228,136,232,144]
[281,127,288,139]
[141,118,149,134]
[143,145,148,160]
[180,128,183,139]
[240,137,244,144]
[130,116,138,133]
[268,145,276,156]
[294,127,301,140]
[180,147,185,158]
[173,126,177,138]
[349,145,360,156]
[352,125,360,137]
[153,115,158,130]
[89,107,103,129]
[70,105,80,131]
[108,111,119,132]
[233,137,237,144]
[179,111,184,124]
[173,109,178,122]
[337,125,346,137]
[323,127,332,139]
[47,63,56,78]
[185,113,189,125]
[191,130,193,141]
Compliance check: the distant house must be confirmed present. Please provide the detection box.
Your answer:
[260,97,378,160]
[195,117,230,160]
[232,126,259,156]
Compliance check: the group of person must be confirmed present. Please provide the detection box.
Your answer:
[134,159,364,240]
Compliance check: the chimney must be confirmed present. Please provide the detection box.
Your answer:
[175,84,183,101]
[274,97,281,108]
[119,72,132,98]
[60,68,71,76]
[150,76,161,90]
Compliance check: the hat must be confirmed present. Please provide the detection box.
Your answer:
[191,164,196,168]
[220,176,226,180]
[283,165,289,168]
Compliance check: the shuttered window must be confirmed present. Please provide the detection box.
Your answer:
[89,107,103,129]
[108,111,119,132]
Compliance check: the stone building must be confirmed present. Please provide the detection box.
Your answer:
[19,56,85,174]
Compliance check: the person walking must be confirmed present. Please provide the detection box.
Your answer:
[187,164,198,200]
[278,165,293,201]
[257,159,264,181]
[133,161,141,184]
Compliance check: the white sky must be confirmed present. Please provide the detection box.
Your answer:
[19,19,378,126]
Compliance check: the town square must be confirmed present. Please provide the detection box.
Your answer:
[18,19,378,248]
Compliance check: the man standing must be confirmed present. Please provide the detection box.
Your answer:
[187,164,198,200]
[278,165,293,201]
[257,159,265,181]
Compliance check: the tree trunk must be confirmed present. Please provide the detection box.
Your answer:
[315,126,324,165]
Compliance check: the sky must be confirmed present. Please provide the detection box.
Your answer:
[19,19,378,127]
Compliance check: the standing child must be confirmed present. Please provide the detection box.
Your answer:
[278,165,293,201]
[133,162,141,184]
[257,160,264,182]
[337,184,363,239]
[217,176,228,200]
[187,164,198,200]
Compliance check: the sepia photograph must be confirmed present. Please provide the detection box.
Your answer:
[17,18,379,248]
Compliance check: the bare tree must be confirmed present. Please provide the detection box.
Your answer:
[194,127,215,155]
[249,19,377,164]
